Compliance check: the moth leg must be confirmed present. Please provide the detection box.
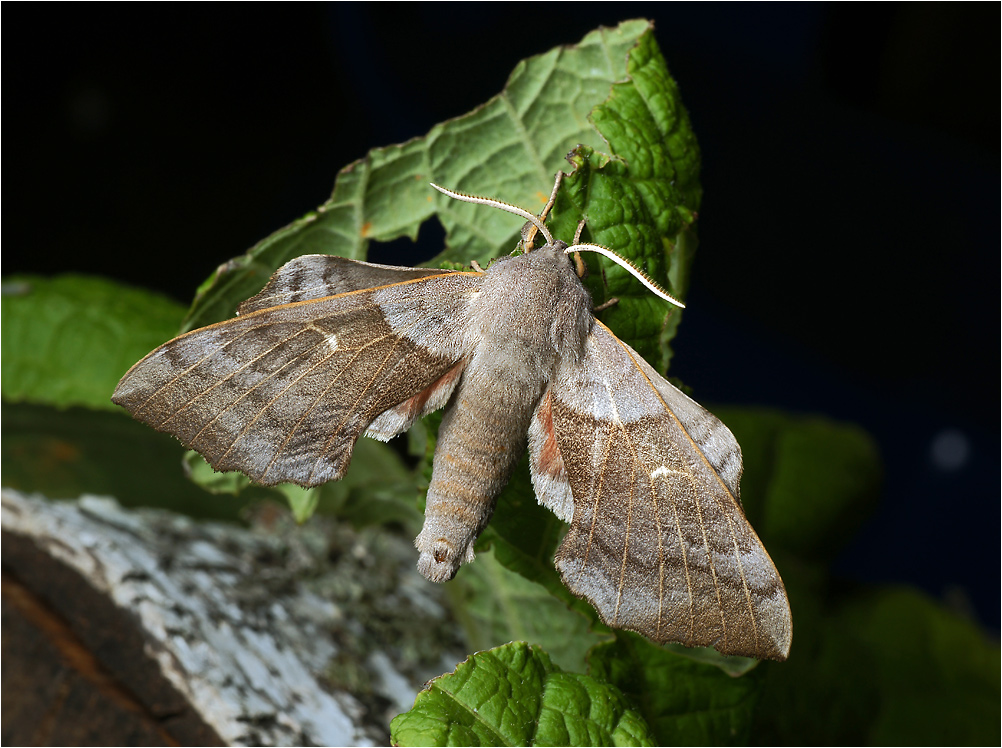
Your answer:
[521,171,563,251]
[594,297,620,313]
[538,171,563,223]
[560,220,586,278]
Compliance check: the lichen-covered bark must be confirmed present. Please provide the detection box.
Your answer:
[1,490,466,746]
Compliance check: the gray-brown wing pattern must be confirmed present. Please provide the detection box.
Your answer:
[238,255,454,314]
[113,273,480,487]
[549,322,791,660]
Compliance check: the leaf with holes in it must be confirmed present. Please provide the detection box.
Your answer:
[180,19,700,375]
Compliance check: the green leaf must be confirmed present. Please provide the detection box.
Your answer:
[845,587,1000,746]
[390,641,654,747]
[1,402,248,520]
[275,484,321,524]
[750,584,879,745]
[449,545,606,674]
[2,275,186,411]
[752,585,1001,746]
[182,450,252,495]
[588,633,763,746]
[548,27,701,368]
[713,407,883,563]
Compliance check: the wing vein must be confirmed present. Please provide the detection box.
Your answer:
[612,444,634,625]
[690,472,729,649]
[709,489,761,654]
[305,322,418,483]
[582,428,615,570]
[597,374,665,631]
[135,328,260,420]
[255,327,402,481]
[654,472,693,643]
[178,328,330,441]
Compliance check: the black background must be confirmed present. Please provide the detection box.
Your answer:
[5,4,998,630]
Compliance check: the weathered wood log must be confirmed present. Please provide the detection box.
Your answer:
[2,489,467,746]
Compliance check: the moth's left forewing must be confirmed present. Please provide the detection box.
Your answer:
[112,271,482,488]
[548,322,792,661]
[363,271,485,439]
[238,255,456,314]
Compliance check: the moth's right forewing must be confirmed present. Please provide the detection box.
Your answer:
[549,322,792,661]
[113,273,480,487]
[629,344,743,501]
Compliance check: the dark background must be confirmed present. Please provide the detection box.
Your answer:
[5,4,998,631]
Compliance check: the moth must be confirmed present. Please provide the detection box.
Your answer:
[113,176,792,661]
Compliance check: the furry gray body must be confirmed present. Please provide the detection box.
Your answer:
[411,243,591,582]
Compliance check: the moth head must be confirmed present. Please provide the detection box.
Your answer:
[429,180,685,309]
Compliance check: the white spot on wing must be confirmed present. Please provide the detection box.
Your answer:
[325,332,339,353]
[651,464,685,481]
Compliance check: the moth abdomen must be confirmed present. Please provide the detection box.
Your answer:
[415,354,543,583]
